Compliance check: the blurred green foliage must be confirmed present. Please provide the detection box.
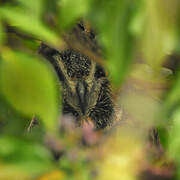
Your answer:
[0,0,180,179]
[0,50,60,133]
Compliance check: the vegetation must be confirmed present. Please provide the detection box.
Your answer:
[0,0,180,179]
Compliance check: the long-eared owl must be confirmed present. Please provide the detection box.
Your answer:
[39,22,114,129]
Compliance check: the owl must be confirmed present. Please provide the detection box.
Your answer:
[39,22,114,129]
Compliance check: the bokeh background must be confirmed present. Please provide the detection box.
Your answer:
[0,0,180,179]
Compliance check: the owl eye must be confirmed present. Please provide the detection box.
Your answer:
[94,65,106,79]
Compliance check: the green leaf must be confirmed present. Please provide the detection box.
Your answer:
[59,0,92,28]
[0,20,5,45]
[166,72,180,179]
[165,71,180,107]
[141,0,178,68]
[0,7,60,46]
[16,0,44,18]
[0,136,54,176]
[0,49,60,132]
[0,96,29,135]
[129,0,145,37]
[89,0,135,87]
[168,110,180,161]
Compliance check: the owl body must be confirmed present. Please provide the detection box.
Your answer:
[39,23,114,129]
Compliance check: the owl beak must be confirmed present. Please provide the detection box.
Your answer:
[76,81,87,115]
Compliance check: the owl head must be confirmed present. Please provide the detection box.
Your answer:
[39,23,114,129]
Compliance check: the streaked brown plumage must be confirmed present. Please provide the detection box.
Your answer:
[39,22,114,129]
